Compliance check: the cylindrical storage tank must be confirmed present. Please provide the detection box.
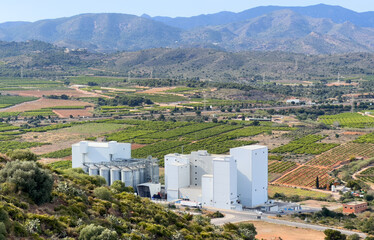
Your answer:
[110,166,121,185]
[132,168,140,190]
[89,165,99,176]
[152,164,160,183]
[82,164,89,174]
[139,166,145,184]
[99,166,110,186]
[121,168,133,189]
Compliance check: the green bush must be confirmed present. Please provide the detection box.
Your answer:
[0,222,6,240]
[93,187,112,201]
[79,224,117,240]
[6,149,37,161]
[0,160,53,204]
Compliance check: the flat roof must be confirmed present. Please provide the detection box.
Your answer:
[234,145,267,150]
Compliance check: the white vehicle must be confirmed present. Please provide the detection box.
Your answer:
[180,200,202,208]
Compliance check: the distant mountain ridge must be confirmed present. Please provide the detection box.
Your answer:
[150,4,374,29]
[1,4,374,54]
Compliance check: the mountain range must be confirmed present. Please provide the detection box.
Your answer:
[1,4,374,54]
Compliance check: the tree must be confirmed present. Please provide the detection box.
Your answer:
[79,224,117,240]
[347,234,360,240]
[237,223,257,240]
[316,176,320,189]
[324,229,347,240]
[0,160,53,205]
[94,187,112,201]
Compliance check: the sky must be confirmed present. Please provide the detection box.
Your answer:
[0,0,373,23]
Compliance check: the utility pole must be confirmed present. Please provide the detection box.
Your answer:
[128,72,130,82]
[21,66,23,79]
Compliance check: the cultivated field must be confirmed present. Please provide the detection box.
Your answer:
[0,98,93,112]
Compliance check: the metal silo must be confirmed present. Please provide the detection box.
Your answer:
[99,166,110,186]
[139,166,145,184]
[89,165,99,176]
[132,167,140,190]
[110,166,121,185]
[121,167,133,189]
[152,163,160,183]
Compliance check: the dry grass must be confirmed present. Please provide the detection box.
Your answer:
[246,221,325,240]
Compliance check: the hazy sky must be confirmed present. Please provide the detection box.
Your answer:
[0,0,372,23]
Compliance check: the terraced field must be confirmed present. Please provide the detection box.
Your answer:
[275,142,374,188]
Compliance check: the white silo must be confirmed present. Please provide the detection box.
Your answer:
[152,164,159,183]
[139,166,146,183]
[110,166,121,185]
[99,166,110,186]
[89,165,99,176]
[121,167,133,188]
[132,168,140,189]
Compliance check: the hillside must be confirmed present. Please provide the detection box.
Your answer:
[151,4,374,29]
[182,10,374,54]
[0,155,256,239]
[0,5,374,53]
[0,41,374,81]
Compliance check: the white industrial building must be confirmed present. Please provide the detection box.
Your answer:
[165,145,268,210]
[72,141,159,194]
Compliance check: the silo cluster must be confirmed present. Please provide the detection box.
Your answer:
[84,160,159,190]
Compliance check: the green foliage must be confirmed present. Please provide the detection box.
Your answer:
[48,160,72,170]
[0,141,45,153]
[79,224,118,240]
[268,161,297,173]
[6,149,37,161]
[0,160,53,205]
[324,229,346,240]
[93,187,112,201]
[42,148,72,158]
[0,222,6,240]
[0,95,37,106]
[271,135,338,154]
[110,180,133,193]
[320,113,374,128]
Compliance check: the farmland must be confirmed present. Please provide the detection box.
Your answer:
[275,142,374,188]
[270,134,339,155]
[0,95,38,108]
[357,167,374,183]
[319,113,374,128]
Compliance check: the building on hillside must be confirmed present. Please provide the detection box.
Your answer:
[164,145,268,210]
[343,201,368,214]
[72,141,159,191]
[286,99,301,104]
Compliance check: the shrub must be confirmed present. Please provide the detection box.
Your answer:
[79,224,117,240]
[0,222,6,240]
[0,160,53,204]
[324,229,347,240]
[6,149,37,161]
[93,187,112,201]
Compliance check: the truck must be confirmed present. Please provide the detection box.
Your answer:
[180,200,202,208]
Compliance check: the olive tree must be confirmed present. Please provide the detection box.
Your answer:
[0,160,53,205]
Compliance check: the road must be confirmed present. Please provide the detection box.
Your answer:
[210,208,367,238]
